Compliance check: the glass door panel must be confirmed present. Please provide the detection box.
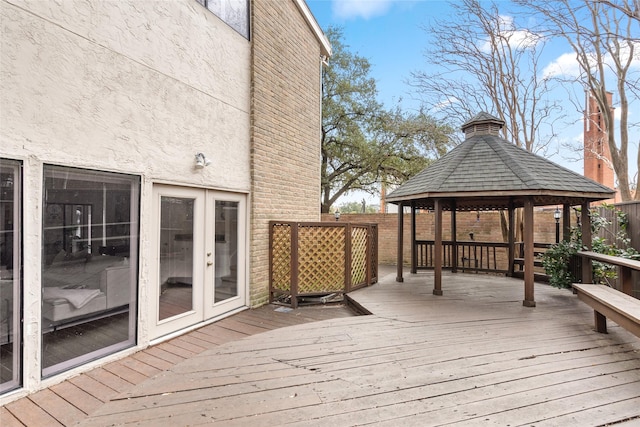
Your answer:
[151,186,204,339]
[0,159,21,394]
[204,192,245,319]
[214,200,238,303]
[159,197,194,320]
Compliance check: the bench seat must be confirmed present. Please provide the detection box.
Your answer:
[572,283,640,338]
[512,258,544,267]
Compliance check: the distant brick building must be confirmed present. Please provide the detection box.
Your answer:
[584,91,618,203]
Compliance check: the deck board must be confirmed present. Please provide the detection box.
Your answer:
[67,374,117,403]
[48,381,103,415]
[84,367,134,393]
[3,396,64,427]
[27,388,87,426]
[4,269,640,426]
[76,271,638,427]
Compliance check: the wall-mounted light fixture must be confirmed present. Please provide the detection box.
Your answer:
[334,210,341,221]
[195,152,211,168]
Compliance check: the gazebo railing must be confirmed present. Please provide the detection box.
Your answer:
[415,240,509,274]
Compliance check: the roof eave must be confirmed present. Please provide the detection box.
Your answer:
[386,189,616,204]
[294,0,332,57]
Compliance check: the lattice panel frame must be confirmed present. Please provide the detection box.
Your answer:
[351,226,368,289]
[269,221,378,307]
[298,225,345,294]
[370,224,378,283]
[271,224,292,293]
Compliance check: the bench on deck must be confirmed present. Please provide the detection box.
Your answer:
[578,251,640,296]
[572,284,640,338]
[573,251,640,338]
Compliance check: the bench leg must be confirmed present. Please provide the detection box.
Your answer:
[594,311,607,334]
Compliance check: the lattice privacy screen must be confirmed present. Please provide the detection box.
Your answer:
[269,222,377,307]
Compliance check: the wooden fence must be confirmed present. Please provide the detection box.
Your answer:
[269,221,378,308]
[594,201,640,251]
[592,201,640,296]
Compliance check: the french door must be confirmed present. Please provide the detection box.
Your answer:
[151,185,246,339]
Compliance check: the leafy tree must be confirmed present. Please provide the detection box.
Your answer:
[335,200,378,214]
[321,27,454,213]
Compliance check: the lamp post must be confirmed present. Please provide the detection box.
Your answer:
[554,207,561,243]
[334,210,340,221]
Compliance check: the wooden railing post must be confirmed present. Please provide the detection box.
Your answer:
[290,222,299,309]
[345,223,352,293]
[581,202,592,283]
[411,201,417,274]
[397,203,404,282]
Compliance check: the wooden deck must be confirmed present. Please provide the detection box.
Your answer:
[3,268,640,426]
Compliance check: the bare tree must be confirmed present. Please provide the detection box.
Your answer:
[597,0,640,23]
[519,0,640,201]
[411,0,562,154]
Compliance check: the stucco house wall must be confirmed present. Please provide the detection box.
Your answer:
[1,0,328,402]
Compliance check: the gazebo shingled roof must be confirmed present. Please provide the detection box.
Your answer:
[385,112,615,307]
[386,112,614,210]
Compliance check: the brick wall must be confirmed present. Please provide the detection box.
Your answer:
[323,210,564,265]
[250,1,323,306]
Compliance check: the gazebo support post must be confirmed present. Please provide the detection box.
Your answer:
[507,199,515,277]
[581,201,592,283]
[396,203,404,282]
[523,197,536,307]
[411,201,417,274]
[451,200,458,273]
[433,198,443,295]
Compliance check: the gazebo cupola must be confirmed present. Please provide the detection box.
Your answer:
[461,112,504,138]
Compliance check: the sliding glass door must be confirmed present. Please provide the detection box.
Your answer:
[41,166,139,377]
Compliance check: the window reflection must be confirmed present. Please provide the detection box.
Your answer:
[215,200,238,302]
[0,159,21,394]
[158,197,194,320]
[41,166,139,377]
[197,0,250,39]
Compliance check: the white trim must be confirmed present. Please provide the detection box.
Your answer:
[294,0,332,57]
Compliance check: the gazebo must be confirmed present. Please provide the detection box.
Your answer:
[386,112,615,306]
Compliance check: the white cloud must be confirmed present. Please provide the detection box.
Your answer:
[432,96,460,112]
[544,41,640,79]
[478,15,543,53]
[542,52,581,79]
[332,0,394,20]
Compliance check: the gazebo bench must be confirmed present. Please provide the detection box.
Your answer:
[572,283,640,338]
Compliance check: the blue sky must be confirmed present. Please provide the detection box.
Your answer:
[307,0,443,111]
[305,0,639,205]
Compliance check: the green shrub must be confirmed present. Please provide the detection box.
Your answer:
[543,205,639,288]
